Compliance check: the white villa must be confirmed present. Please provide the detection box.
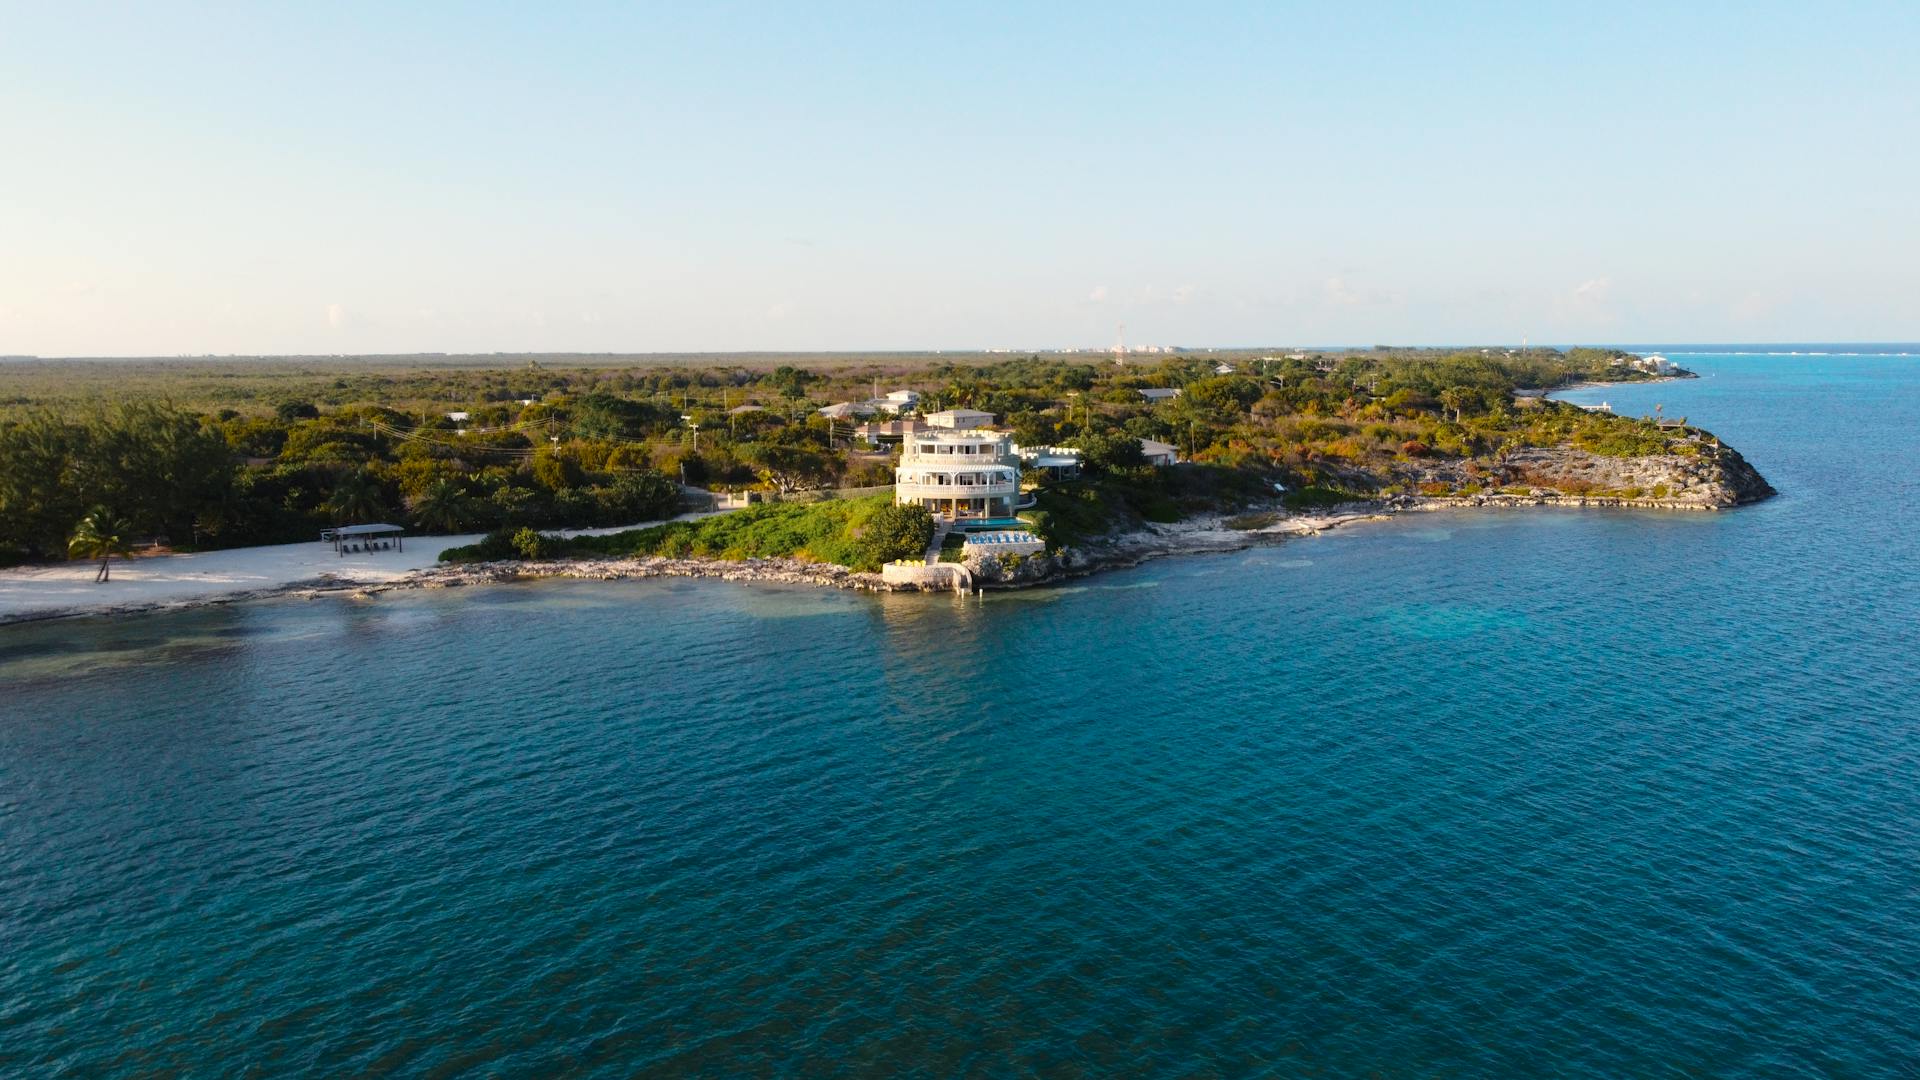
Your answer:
[895,427,1021,522]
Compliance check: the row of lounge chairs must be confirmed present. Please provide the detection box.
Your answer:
[339,540,396,555]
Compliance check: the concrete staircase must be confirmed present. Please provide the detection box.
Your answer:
[924,518,955,565]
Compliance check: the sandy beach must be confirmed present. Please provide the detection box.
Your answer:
[0,517,713,625]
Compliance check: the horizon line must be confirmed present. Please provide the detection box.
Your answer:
[6,340,1920,363]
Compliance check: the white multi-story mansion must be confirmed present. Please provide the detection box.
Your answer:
[894,428,1021,522]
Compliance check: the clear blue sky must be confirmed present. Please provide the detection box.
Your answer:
[3,2,1916,355]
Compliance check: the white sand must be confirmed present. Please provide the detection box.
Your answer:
[0,518,709,623]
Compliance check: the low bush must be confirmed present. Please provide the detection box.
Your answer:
[512,494,931,572]
[1224,511,1279,531]
[1283,485,1369,510]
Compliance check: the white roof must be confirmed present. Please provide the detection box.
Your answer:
[332,523,405,536]
[817,402,876,419]
[915,427,1005,440]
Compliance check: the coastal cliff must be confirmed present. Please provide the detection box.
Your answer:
[1394,437,1774,510]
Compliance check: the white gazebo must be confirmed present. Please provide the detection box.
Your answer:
[323,523,406,555]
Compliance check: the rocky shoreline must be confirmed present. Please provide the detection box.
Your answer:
[302,482,1764,602]
[305,511,1378,600]
[1381,434,1775,511]
[0,438,1776,620]
[0,495,1741,624]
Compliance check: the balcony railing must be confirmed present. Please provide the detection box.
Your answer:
[903,451,1014,463]
[896,481,1018,494]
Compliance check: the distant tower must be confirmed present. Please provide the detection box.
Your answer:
[1114,323,1127,363]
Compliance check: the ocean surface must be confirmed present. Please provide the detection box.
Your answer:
[3,352,1918,1076]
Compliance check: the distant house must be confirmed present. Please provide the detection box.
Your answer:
[924,408,997,429]
[728,404,767,416]
[1213,362,1236,375]
[1137,388,1182,403]
[445,411,471,422]
[1139,439,1180,467]
[855,418,928,443]
[884,389,921,408]
[817,401,878,420]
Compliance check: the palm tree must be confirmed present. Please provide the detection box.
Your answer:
[69,508,133,583]
[326,470,385,525]
[409,478,473,534]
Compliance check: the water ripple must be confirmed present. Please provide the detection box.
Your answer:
[3,354,1920,1074]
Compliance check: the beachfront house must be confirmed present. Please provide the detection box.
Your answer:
[1139,438,1180,466]
[1138,388,1182,403]
[923,408,997,429]
[895,428,1020,522]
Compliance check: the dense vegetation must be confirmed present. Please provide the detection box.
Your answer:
[0,345,1696,564]
[441,496,933,573]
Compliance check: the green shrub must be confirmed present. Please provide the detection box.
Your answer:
[512,527,560,560]
[1283,485,1367,510]
[853,502,935,569]
[438,528,518,563]
[530,494,926,572]
[1224,512,1279,530]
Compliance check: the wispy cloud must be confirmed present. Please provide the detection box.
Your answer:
[1570,276,1612,303]
[1087,285,1109,303]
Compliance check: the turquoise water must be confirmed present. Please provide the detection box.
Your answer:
[4,353,1919,1075]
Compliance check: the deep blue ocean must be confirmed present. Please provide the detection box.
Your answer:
[3,352,1918,1076]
